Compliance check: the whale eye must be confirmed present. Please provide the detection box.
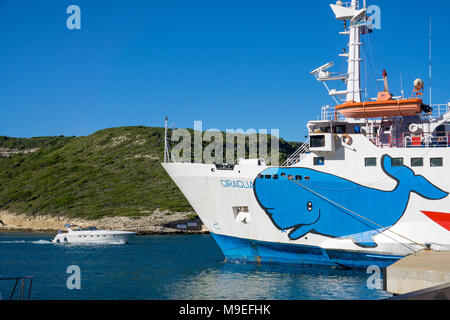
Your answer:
[306,201,313,212]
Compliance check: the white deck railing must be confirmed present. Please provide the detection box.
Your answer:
[320,103,450,121]
[282,138,310,167]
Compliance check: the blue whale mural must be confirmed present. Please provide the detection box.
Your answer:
[253,155,448,247]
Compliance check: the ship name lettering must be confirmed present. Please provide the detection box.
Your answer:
[220,180,254,189]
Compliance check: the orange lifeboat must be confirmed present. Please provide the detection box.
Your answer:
[335,71,431,119]
[335,93,423,119]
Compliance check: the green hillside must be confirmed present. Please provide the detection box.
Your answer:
[0,127,302,219]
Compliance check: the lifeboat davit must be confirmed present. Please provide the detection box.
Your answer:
[335,91,425,119]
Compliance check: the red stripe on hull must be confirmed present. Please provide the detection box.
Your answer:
[421,211,450,231]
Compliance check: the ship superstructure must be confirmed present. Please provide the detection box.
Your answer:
[162,0,450,268]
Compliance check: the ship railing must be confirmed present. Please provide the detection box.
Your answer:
[0,276,33,300]
[368,132,450,148]
[321,103,450,122]
[421,104,450,121]
[403,132,450,148]
[372,134,403,148]
[339,1,356,9]
[320,106,346,121]
[282,138,310,167]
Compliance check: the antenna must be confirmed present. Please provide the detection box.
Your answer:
[164,117,168,163]
[310,62,334,75]
[400,73,404,98]
[429,16,432,106]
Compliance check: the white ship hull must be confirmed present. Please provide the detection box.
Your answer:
[162,0,450,268]
[163,135,450,268]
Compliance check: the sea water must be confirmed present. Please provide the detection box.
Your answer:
[0,232,392,300]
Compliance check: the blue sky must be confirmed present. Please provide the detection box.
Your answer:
[0,0,449,141]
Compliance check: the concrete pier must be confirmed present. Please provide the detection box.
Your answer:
[384,250,450,297]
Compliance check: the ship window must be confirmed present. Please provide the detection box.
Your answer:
[295,175,302,180]
[434,125,445,136]
[273,174,279,180]
[411,157,423,167]
[258,174,264,179]
[264,175,272,179]
[305,176,310,181]
[281,173,286,177]
[233,206,250,224]
[391,158,404,167]
[288,175,294,180]
[334,125,346,134]
[430,157,443,167]
[310,135,325,148]
[314,157,325,166]
[215,164,235,171]
[365,158,377,167]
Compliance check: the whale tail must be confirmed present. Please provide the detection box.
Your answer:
[382,155,448,200]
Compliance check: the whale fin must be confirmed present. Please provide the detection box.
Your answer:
[382,155,448,200]
[411,175,448,199]
[287,209,322,240]
[288,225,314,240]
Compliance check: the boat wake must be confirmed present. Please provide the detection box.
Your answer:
[0,239,52,244]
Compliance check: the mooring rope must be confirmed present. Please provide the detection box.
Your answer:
[286,177,428,252]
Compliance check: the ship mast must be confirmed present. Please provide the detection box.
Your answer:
[346,0,362,103]
[311,0,366,104]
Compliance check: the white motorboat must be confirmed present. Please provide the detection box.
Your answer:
[52,224,136,244]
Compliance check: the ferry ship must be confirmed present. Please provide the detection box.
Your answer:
[162,0,450,268]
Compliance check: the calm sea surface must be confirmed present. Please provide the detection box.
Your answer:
[0,232,392,300]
